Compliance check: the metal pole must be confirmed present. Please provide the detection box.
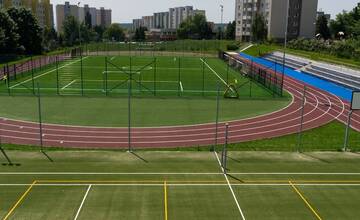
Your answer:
[0,119,13,165]
[37,83,44,152]
[31,56,35,94]
[281,0,289,97]
[105,57,108,96]
[343,110,353,152]
[80,54,84,96]
[297,86,307,152]
[128,72,132,152]
[154,57,157,96]
[178,57,181,96]
[202,59,205,96]
[78,2,82,50]
[223,123,229,174]
[56,56,59,95]
[220,5,224,41]
[213,83,220,152]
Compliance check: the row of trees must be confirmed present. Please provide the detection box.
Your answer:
[177,14,236,40]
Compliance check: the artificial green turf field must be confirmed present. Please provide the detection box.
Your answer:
[0,55,276,98]
[1,151,360,220]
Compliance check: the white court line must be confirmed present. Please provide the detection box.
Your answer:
[2,172,360,175]
[110,57,115,61]
[61,80,77,90]
[200,58,228,86]
[74,184,92,220]
[179,81,183,92]
[239,44,253,52]
[214,152,246,220]
[10,57,89,89]
[2,183,360,187]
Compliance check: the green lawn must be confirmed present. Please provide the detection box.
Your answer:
[0,95,289,127]
[1,151,360,219]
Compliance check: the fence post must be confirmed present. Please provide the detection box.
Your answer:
[178,57,181,97]
[105,57,108,96]
[0,119,13,165]
[56,56,59,95]
[128,65,132,152]
[37,83,44,152]
[154,57,157,96]
[13,64,16,80]
[202,58,205,96]
[80,54,84,96]
[343,110,353,152]
[31,56,35,95]
[297,86,307,152]
[213,83,220,152]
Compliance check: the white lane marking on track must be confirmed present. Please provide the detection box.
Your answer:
[74,184,92,220]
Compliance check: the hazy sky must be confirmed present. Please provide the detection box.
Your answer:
[50,0,359,23]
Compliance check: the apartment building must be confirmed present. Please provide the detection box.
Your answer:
[56,2,112,33]
[0,0,54,28]
[235,0,318,41]
[133,6,206,31]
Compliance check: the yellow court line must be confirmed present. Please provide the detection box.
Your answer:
[164,181,168,220]
[3,180,37,220]
[289,181,322,220]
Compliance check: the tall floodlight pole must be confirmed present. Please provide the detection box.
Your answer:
[281,0,289,97]
[220,5,224,40]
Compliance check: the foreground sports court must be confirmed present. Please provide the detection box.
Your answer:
[2,151,360,220]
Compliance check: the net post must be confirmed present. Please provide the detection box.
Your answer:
[80,53,84,96]
[56,56,59,95]
[37,83,44,152]
[154,57,157,96]
[343,110,353,152]
[213,83,220,152]
[297,85,307,153]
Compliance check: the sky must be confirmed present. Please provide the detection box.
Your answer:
[50,0,359,24]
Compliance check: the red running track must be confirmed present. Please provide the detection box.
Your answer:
[0,58,359,149]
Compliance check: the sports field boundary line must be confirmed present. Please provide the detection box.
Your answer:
[74,184,92,220]
[2,172,360,175]
[164,181,168,220]
[3,180,37,220]
[214,152,246,220]
[9,57,89,89]
[289,181,322,220]
[3,183,360,187]
[61,80,77,90]
[200,58,228,87]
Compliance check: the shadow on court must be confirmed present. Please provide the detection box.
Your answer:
[130,151,149,163]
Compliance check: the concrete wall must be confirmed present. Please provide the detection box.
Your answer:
[299,0,318,38]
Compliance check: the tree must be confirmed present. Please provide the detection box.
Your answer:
[177,14,213,40]
[251,13,268,42]
[0,10,19,54]
[134,26,147,41]
[94,25,106,42]
[63,15,79,46]
[7,7,42,54]
[316,15,331,39]
[225,21,236,40]
[104,24,125,41]
[85,12,92,29]
[330,3,360,38]
[43,27,58,51]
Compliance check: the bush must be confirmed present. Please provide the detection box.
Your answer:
[226,44,239,51]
